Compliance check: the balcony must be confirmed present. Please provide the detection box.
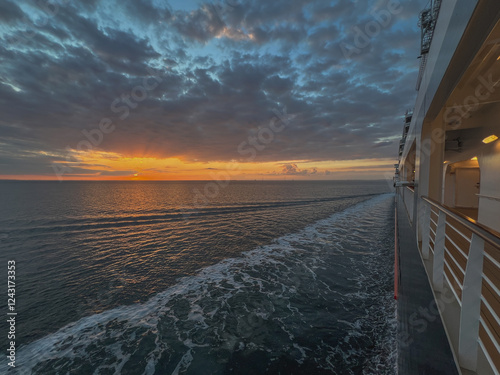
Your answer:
[420,196,500,373]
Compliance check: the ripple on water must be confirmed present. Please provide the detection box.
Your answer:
[4,194,396,375]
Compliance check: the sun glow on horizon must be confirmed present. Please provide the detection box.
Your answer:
[1,148,397,181]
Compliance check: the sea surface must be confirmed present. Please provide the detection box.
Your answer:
[0,180,396,374]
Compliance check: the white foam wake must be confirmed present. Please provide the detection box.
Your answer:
[5,193,395,374]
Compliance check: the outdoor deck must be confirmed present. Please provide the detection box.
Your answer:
[396,198,460,375]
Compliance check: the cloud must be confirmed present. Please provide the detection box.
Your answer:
[170,4,226,43]
[0,1,25,24]
[0,0,426,178]
[277,164,317,175]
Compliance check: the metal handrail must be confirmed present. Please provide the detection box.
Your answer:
[421,196,500,249]
[476,193,500,202]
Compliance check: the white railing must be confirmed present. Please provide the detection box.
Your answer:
[421,196,500,374]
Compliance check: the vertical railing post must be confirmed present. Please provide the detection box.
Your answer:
[421,203,431,260]
[432,210,446,292]
[402,188,406,213]
[410,190,414,222]
[458,233,485,371]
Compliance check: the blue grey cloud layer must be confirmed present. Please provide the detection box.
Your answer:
[0,0,424,176]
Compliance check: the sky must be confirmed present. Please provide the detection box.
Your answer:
[0,0,425,180]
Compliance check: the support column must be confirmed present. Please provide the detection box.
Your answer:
[458,234,485,371]
[421,204,431,260]
[432,210,446,292]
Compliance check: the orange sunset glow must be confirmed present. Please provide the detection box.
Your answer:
[0,149,396,181]
[1,0,410,182]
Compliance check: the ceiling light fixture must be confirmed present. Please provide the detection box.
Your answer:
[482,134,498,144]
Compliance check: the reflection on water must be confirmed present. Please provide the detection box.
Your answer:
[0,181,394,374]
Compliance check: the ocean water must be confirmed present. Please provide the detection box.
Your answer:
[0,180,396,374]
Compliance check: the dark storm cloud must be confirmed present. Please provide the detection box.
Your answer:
[0,1,25,24]
[121,0,171,23]
[0,0,426,176]
[170,4,225,43]
[51,7,160,63]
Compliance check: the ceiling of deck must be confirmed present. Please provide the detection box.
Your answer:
[443,17,500,131]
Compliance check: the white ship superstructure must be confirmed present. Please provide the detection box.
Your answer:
[396,1,500,374]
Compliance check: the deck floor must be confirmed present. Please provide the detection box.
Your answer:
[396,198,460,375]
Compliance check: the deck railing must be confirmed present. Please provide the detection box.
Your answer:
[420,196,500,373]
